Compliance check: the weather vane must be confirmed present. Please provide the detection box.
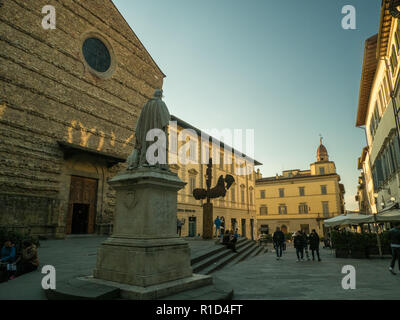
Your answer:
[389,0,400,18]
[192,158,235,203]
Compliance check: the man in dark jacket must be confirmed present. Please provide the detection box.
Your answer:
[309,229,321,261]
[389,222,400,275]
[301,230,310,261]
[273,227,285,260]
[293,231,304,261]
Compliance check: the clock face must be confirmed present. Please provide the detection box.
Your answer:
[82,37,111,73]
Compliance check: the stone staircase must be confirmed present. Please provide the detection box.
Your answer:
[190,238,267,275]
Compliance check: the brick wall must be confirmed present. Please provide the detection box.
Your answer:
[0,0,164,237]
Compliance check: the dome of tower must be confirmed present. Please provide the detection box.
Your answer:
[317,141,329,162]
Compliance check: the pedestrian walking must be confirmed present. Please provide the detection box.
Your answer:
[273,226,285,260]
[323,232,332,248]
[177,218,183,236]
[293,231,304,261]
[309,229,321,261]
[389,222,400,275]
[301,230,311,261]
[214,216,221,238]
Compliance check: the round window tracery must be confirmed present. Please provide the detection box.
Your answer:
[82,37,111,73]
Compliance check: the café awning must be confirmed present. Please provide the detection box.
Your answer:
[376,209,400,222]
[324,213,374,227]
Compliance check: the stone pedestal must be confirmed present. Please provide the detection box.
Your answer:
[93,168,210,292]
[202,203,213,239]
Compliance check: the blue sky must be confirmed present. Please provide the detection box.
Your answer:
[113,0,381,210]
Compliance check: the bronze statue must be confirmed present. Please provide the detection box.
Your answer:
[127,89,170,170]
[193,158,235,202]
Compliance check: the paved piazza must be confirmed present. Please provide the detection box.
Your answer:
[214,247,400,300]
[0,236,398,300]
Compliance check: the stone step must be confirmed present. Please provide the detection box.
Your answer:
[159,277,234,300]
[246,245,265,260]
[45,278,120,300]
[255,246,266,256]
[221,242,259,269]
[234,243,259,263]
[47,274,218,300]
[190,237,247,265]
[199,241,256,275]
[191,238,250,273]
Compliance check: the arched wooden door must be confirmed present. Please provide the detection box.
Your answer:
[66,176,98,234]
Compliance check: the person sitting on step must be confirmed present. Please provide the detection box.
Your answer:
[222,230,230,246]
[0,240,17,281]
[18,240,39,276]
[228,230,238,253]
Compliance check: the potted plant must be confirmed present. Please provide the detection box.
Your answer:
[331,231,350,258]
[381,231,392,255]
[362,233,379,257]
[349,232,368,259]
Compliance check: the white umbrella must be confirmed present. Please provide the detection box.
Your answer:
[324,213,374,227]
[376,209,400,222]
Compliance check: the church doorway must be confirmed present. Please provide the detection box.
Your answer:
[71,204,89,234]
[67,176,98,234]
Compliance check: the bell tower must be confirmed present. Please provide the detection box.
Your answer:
[317,136,329,162]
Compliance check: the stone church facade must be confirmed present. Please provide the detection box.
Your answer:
[0,0,165,238]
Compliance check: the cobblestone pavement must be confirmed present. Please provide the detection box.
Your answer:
[0,236,217,300]
[213,244,400,300]
[0,236,398,300]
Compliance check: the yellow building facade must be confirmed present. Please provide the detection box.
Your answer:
[255,141,345,236]
[356,1,400,213]
[168,116,261,240]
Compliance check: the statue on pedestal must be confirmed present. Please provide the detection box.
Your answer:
[127,89,170,171]
[91,88,216,298]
